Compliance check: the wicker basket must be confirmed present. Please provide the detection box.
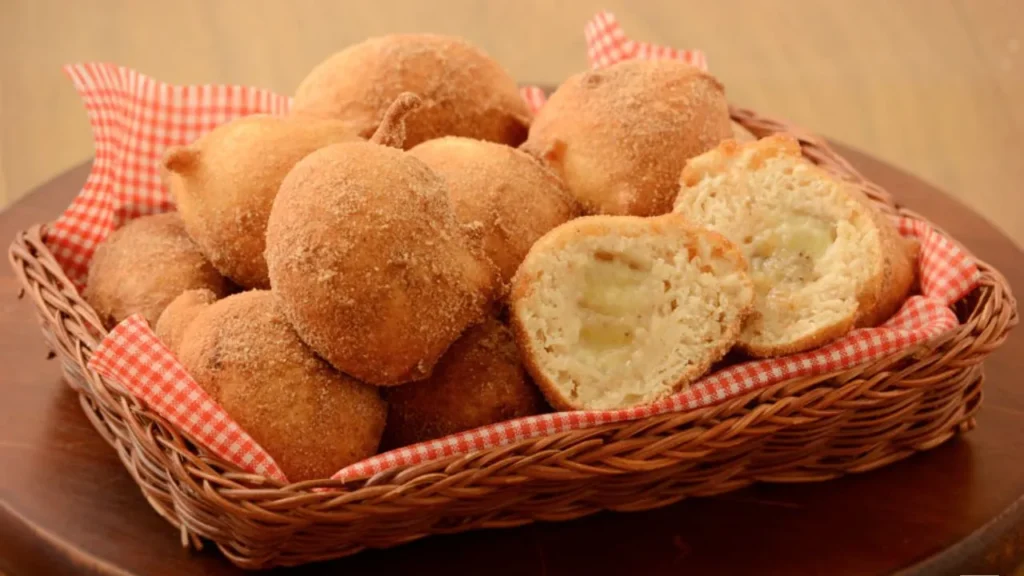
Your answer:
[8,107,1018,570]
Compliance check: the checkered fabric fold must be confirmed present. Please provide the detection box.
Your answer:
[88,316,288,483]
[66,12,980,484]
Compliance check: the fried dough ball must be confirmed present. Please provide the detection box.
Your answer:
[408,137,580,286]
[382,317,545,449]
[84,213,229,328]
[177,291,386,482]
[265,137,497,386]
[154,288,219,355]
[292,34,531,148]
[162,114,360,289]
[522,59,732,217]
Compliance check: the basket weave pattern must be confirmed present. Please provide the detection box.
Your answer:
[8,108,1018,569]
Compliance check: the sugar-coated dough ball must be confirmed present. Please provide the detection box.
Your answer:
[265,141,497,386]
[162,114,359,289]
[155,288,219,355]
[522,59,732,217]
[292,34,531,148]
[382,317,546,448]
[84,213,230,328]
[177,291,386,482]
[408,137,580,286]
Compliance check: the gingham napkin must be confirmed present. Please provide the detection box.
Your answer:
[74,12,980,483]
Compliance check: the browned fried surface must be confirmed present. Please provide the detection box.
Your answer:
[265,141,496,386]
[292,34,531,148]
[83,212,229,328]
[163,114,359,289]
[856,210,921,328]
[154,288,219,355]
[522,59,732,217]
[177,291,386,482]
[368,92,422,149]
[382,317,545,448]
[408,137,580,286]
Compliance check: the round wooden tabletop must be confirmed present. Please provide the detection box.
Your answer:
[1,147,1023,576]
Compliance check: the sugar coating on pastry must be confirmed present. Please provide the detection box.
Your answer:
[155,288,220,355]
[177,291,386,482]
[510,214,753,411]
[265,141,497,386]
[408,137,580,286]
[674,134,916,356]
[84,212,230,328]
[382,317,546,448]
[162,114,360,289]
[522,59,732,217]
[293,34,531,148]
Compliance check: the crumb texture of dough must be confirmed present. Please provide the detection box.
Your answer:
[510,214,753,411]
[409,136,580,286]
[163,114,359,289]
[292,34,531,148]
[674,134,916,356]
[84,212,230,328]
[522,59,732,217]
[177,291,386,482]
[155,288,219,355]
[382,317,545,448]
[265,141,496,386]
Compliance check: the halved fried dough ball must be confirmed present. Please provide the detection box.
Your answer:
[292,34,531,148]
[522,59,732,217]
[510,214,753,410]
[162,114,360,289]
[177,291,386,482]
[408,137,580,286]
[674,135,918,356]
[382,317,546,449]
[155,288,219,355]
[265,140,496,386]
[84,213,229,328]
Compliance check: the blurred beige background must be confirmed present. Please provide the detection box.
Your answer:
[1,0,1022,243]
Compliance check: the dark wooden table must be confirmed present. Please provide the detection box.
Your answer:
[2,147,1023,576]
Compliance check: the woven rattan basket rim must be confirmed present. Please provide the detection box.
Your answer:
[7,104,1018,496]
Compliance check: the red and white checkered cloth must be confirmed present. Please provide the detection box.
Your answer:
[77,12,981,484]
[89,315,288,483]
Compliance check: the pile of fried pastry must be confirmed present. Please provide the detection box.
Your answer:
[83,34,918,481]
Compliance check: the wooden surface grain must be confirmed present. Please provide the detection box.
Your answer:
[3,149,1024,576]
[1,0,1022,243]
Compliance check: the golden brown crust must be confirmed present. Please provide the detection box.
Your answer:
[522,59,732,217]
[293,34,531,148]
[738,316,857,358]
[265,141,496,386]
[162,114,359,289]
[154,288,219,355]
[83,213,230,329]
[509,214,753,411]
[381,317,545,448]
[408,137,581,288]
[856,217,920,328]
[679,134,804,188]
[177,291,386,482]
